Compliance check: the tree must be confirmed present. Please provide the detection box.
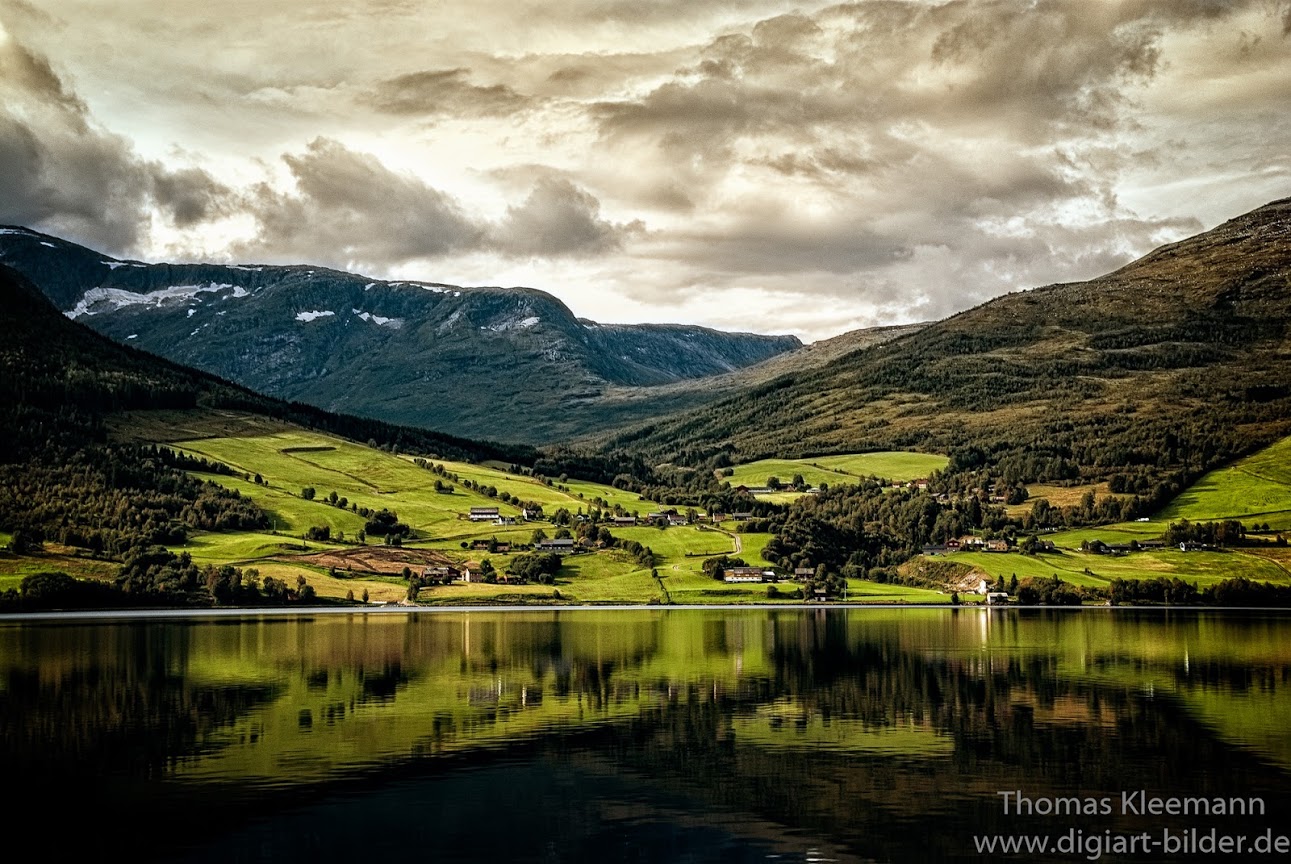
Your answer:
[301,487,316,500]
[361,588,370,603]
[346,588,355,602]
[791,473,805,490]
[478,559,497,583]
[531,528,548,545]
[767,476,782,490]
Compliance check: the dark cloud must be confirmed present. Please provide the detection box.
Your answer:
[239,140,634,265]
[238,137,483,265]
[490,177,639,257]
[151,166,235,228]
[370,68,530,117]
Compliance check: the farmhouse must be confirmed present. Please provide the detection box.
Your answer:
[724,566,769,583]
[921,544,948,555]
[494,516,517,526]
[421,565,461,583]
[985,539,1009,553]
[986,592,1010,606]
[470,507,500,522]
[793,567,815,580]
[731,512,753,521]
[521,508,541,520]
[611,516,637,526]
[533,538,577,554]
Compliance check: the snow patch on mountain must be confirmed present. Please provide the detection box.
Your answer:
[484,315,541,333]
[295,310,335,322]
[350,308,403,328]
[66,283,237,318]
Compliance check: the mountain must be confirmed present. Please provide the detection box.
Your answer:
[0,261,536,466]
[606,197,1291,498]
[0,228,800,443]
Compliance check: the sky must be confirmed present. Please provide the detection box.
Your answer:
[2,0,1289,341]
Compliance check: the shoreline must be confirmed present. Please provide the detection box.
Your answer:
[2,603,1290,623]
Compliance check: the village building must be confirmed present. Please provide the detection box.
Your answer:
[793,567,815,581]
[533,538,577,554]
[421,565,461,583]
[469,506,500,522]
[986,592,1010,606]
[611,515,637,526]
[985,539,1009,552]
[724,566,769,583]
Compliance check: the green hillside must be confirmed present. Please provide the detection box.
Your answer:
[138,429,948,605]
[725,452,949,492]
[604,197,1291,521]
[920,433,1291,592]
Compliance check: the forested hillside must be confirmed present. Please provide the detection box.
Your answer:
[605,197,1291,510]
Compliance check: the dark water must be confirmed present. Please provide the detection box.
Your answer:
[2,608,1290,862]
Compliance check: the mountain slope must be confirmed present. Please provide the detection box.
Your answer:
[0,228,800,443]
[0,263,536,467]
[606,197,1291,496]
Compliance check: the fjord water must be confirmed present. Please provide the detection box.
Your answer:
[3,610,1289,862]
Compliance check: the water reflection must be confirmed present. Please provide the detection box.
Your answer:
[2,609,1289,862]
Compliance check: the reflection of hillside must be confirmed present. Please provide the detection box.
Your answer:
[4,610,1290,862]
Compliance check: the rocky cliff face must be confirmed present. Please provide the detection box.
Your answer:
[0,227,800,442]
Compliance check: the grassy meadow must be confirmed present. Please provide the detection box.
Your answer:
[724,452,948,494]
[929,433,1291,590]
[159,431,955,605]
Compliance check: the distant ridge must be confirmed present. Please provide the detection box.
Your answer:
[0,227,800,443]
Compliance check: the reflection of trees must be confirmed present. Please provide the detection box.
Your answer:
[0,664,278,777]
[5,612,1291,863]
[597,614,1291,862]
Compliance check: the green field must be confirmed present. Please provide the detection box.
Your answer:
[160,432,957,605]
[925,434,1291,591]
[724,451,948,494]
[1156,434,1291,529]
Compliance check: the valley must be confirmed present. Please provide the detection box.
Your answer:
[154,425,951,605]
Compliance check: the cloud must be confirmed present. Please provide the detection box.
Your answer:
[0,20,246,251]
[7,0,1291,339]
[152,166,235,228]
[238,139,636,266]
[237,137,483,265]
[369,68,531,117]
[490,177,641,257]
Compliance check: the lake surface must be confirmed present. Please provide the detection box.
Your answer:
[3,608,1290,862]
